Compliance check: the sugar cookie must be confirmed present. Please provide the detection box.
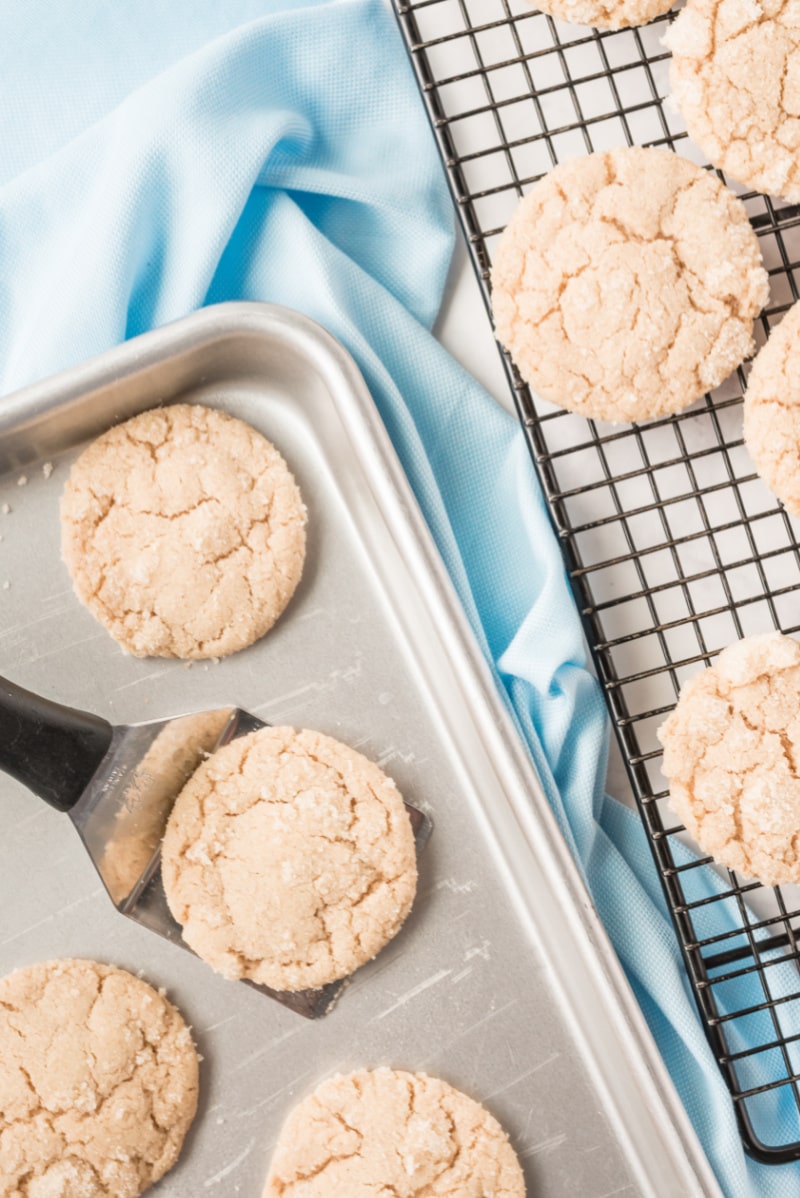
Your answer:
[744,301,800,514]
[0,958,198,1198]
[658,631,800,885]
[161,726,418,991]
[262,1068,526,1197]
[667,0,800,202]
[61,403,306,659]
[491,147,768,423]
[532,0,673,31]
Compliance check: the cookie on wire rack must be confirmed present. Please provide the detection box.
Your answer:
[530,0,673,31]
[744,300,800,515]
[666,0,800,202]
[658,631,800,887]
[490,147,768,424]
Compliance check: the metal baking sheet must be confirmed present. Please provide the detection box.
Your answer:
[0,303,720,1196]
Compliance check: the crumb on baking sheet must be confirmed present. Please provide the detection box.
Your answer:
[16,476,27,487]
[42,462,54,479]
[1,504,10,515]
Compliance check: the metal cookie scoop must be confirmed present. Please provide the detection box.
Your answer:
[0,675,431,1018]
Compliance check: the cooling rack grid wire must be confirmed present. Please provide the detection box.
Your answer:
[392,0,800,1164]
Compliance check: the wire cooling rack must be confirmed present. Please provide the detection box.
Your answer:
[392,0,800,1165]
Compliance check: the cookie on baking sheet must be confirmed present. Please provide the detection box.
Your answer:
[658,631,800,885]
[262,1068,526,1197]
[490,147,768,423]
[531,0,673,32]
[744,301,800,514]
[667,0,800,202]
[60,403,306,659]
[161,726,418,992]
[0,958,198,1198]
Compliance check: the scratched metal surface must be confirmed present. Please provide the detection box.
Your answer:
[0,304,720,1197]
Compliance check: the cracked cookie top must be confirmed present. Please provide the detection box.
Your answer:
[658,631,800,885]
[490,147,768,423]
[0,958,198,1198]
[60,403,307,659]
[531,0,674,32]
[743,300,800,514]
[262,1068,525,1197]
[161,726,418,992]
[667,0,800,202]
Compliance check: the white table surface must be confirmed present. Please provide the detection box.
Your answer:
[435,234,511,413]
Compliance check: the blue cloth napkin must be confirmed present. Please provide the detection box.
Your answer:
[0,1,794,1193]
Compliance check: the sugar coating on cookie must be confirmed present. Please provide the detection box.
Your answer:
[0,958,198,1198]
[744,301,800,514]
[161,726,418,991]
[491,147,768,423]
[667,0,800,202]
[263,1068,526,1197]
[530,0,673,32]
[60,403,307,659]
[658,631,800,885]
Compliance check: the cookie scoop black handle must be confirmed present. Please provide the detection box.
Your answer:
[0,675,113,813]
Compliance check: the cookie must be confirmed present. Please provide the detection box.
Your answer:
[658,631,800,885]
[667,0,800,202]
[744,301,800,514]
[161,726,418,991]
[262,1068,526,1197]
[61,403,306,659]
[531,0,673,31]
[491,147,768,423]
[0,958,198,1198]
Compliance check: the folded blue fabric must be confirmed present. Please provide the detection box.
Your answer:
[0,1,795,1193]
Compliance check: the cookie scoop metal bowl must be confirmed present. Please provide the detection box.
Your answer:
[0,675,431,1018]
